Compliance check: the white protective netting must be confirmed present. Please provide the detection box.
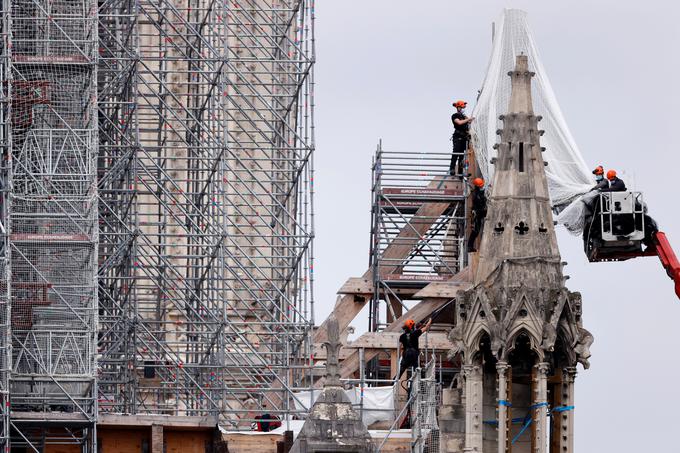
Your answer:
[471,9,594,234]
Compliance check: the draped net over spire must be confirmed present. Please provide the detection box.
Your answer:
[471,9,593,233]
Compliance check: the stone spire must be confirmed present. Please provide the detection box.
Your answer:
[446,55,593,453]
[508,53,534,114]
[475,54,561,283]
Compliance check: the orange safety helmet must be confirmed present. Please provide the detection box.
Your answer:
[606,169,617,180]
[403,319,415,330]
[472,177,484,188]
[453,100,467,108]
[592,165,604,176]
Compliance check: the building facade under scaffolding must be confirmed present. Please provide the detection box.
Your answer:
[0,0,315,451]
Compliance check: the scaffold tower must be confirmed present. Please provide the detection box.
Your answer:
[97,0,314,430]
[6,0,99,449]
[0,0,10,446]
[369,143,467,333]
[0,0,314,450]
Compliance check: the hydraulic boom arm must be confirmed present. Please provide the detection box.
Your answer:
[653,232,680,300]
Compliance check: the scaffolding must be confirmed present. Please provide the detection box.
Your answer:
[5,0,99,449]
[410,360,440,453]
[97,0,314,432]
[0,0,314,450]
[369,143,467,334]
[0,1,9,449]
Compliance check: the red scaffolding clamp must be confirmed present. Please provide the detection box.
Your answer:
[652,232,680,300]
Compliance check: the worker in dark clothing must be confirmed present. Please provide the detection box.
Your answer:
[396,318,432,380]
[590,165,608,191]
[602,169,626,192]
[450,100,474,176]
[468,178,487,252]
[254,404,282,432]
[584,165,608,230]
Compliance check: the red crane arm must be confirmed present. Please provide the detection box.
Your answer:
[653,232,680,300]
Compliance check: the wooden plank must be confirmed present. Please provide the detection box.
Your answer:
[98,427,148,453]
[165,430,212,453]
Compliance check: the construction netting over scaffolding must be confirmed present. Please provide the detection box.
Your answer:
[471,9,594,234]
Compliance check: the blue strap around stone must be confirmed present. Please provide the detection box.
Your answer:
[511,413,534,445]
[510,402,549,445]
[530,402,549,410]
[552,405,575,413]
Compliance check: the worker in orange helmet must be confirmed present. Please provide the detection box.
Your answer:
[450,100,474,176]
[467,177,487,252]
[590,165,608,191]
[396,317,433,380]
[602,169,626,192]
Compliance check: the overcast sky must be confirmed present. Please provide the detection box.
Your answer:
[312,1,679,451]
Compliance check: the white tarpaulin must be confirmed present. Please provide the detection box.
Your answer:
[471,9,594,233]
[293,385,395,427]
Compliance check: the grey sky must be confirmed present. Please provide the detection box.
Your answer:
[313,1,679,451]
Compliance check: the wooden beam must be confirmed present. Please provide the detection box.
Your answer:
[347,331,455,350]
[413,279,472,299]
[314,176,460,344]
[337,277,373,295]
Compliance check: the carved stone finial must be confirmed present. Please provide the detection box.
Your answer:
[323,313,342,386]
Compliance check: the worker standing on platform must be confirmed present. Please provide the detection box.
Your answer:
[602,170,626,192]
[450,100,474,176]
[396,318,432,380]
[590,165,608,191]
[468,178,487,252]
